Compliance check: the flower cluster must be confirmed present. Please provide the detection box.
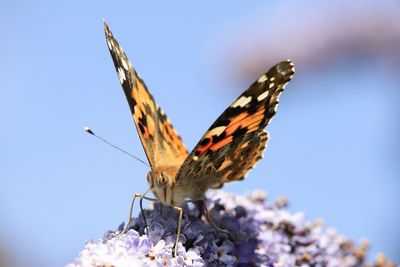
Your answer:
[67,190,397,267]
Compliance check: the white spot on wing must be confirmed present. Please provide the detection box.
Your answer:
[273,103,279,112]
[107,40,113,49]
[257,91,269,101]
[118,67,126,83]
[208,126,226,136]
[258,75,267,83]
[122,59,129,70]
[232,96,252,108]
[269,82,275,89]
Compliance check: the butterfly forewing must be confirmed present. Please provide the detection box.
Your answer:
[175,60,295,190]
[104,22,188,175]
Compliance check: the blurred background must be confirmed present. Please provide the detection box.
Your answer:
[0,1,399,266]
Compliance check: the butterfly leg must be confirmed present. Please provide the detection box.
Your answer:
[118,193,158,236]
[139,188,152,234]
[204,203,230,234]
[139,197,148,233]
[172,206,183,257]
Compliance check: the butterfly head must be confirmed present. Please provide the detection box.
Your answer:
[146,166,179,205]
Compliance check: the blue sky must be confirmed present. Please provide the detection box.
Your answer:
[1,1,399,266]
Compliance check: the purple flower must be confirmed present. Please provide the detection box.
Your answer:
[67,190,396,267]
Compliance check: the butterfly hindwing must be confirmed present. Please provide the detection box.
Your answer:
[209,130,269,189]
[104,22,188,174]
[175,60,294,189]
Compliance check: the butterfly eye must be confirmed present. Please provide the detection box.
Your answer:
[157,172,168,188]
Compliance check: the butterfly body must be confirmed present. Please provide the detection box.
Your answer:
[104,22,295,209]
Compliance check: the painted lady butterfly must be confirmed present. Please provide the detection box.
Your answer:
[103,21,295,254]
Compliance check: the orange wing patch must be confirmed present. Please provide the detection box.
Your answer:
[209,135,233,151]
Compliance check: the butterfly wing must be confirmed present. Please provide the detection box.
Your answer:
[104,22,188,172]
[175,60,294,189]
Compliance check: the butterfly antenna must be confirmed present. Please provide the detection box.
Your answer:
[84,127,150,168]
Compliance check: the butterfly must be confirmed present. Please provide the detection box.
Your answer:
[103,21,295,254]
